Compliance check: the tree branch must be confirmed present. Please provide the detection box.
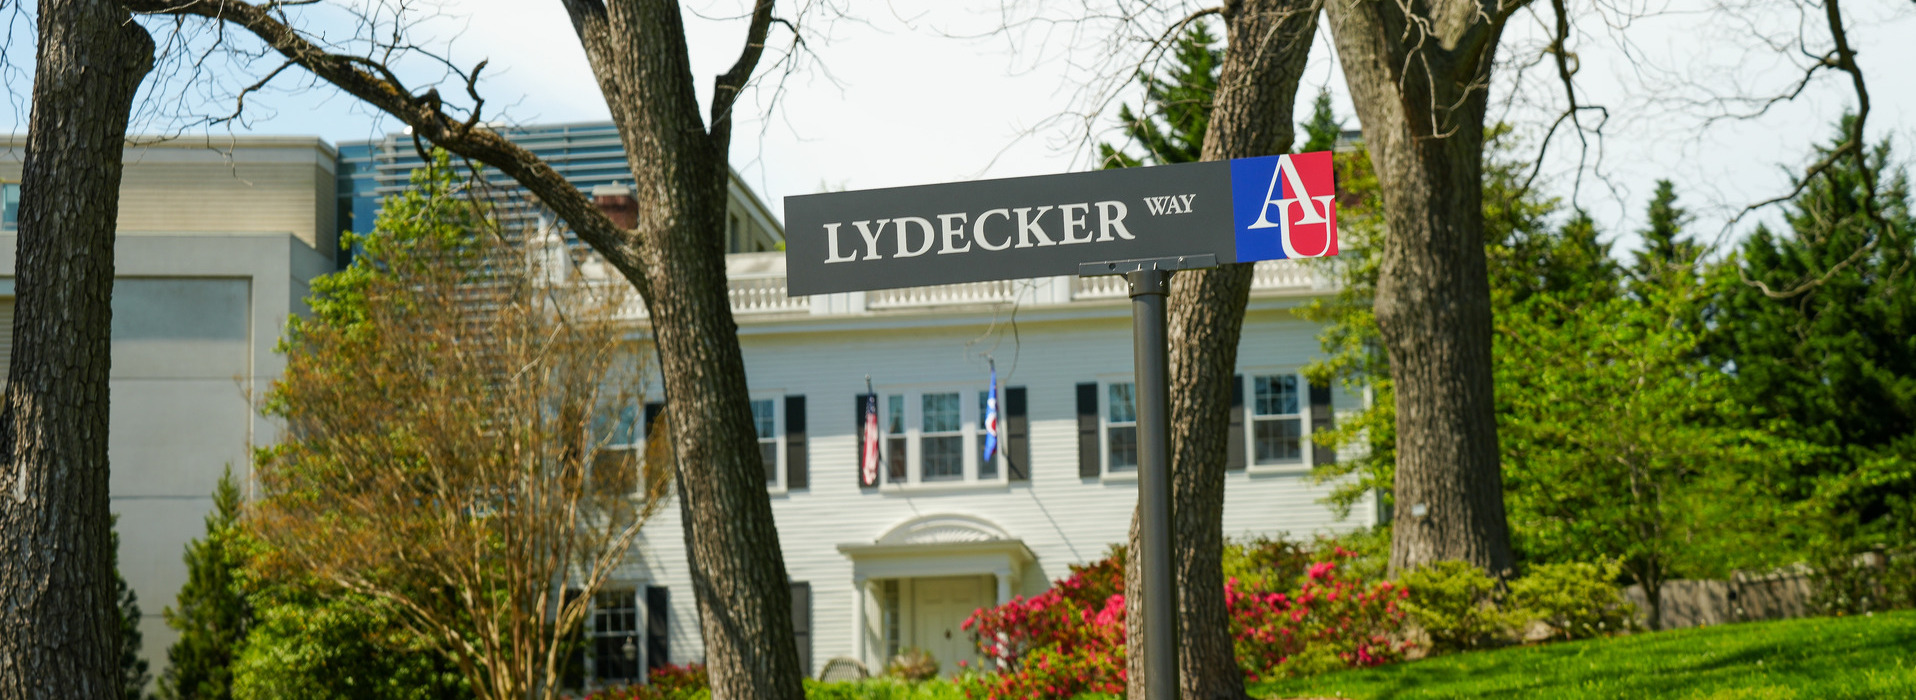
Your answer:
[122,0,649,298]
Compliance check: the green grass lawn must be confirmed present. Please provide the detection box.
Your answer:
[1250,610,1916,700]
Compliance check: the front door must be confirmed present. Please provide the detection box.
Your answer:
[913,575,986,674]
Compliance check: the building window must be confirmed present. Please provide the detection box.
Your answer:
[921,392,963,480]
[882,580,901,660]
[591,589,642,684]
[752,398,778,483]
[1106,382,1138,472]
[885,395,907,481]
[2,183,18,231]
[1252,375,1304,465]
[877,388,1004,486]
[729,213,742,252]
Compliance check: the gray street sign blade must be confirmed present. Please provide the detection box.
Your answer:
[783,161,1235,296]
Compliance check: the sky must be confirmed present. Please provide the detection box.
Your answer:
[3,0,1912,257]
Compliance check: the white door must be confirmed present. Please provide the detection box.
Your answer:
[913,575,986,675]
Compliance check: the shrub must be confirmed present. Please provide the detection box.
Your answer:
[1398,561,1508,652]
[959,538,1407,698]
[587,664,709,700]
[1506,560,1636,641]
[885,649,940,682]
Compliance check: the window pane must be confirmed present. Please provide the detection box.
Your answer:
[1255,375,1299,416]
[750,399,776,439]
[887,395,905,435]
[1108,383,1136,424]
[922,393,960,433]
[1108,426,1138,471]
[977,434,999,479]
[1254,418,1303,464]
[887,436,908,479]
[2,184,17,231]
[592,590,640,682]
[922,436,964,480]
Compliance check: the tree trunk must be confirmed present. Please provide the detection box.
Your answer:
[0,2,154,697]
[564,3,806,698]
[1323,0,1516,576]
[1124,3,1317,698]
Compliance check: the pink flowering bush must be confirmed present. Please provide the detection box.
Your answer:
[585,663,709,700]
[957,539,1411,699]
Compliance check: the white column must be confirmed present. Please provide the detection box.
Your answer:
[851,577,868,670]
[994,568,1012,606]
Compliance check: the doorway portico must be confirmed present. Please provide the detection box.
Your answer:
[838,514,1037,674]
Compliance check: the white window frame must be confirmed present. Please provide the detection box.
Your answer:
[875,385,1008,488]
[586,587,644,688]
[1244,370,1311,471]
[748,392,787,493]
[1099,377,1140,479]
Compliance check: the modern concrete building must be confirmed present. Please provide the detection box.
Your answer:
[0,135,340,672]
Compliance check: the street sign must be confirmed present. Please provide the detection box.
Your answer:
[783,152,1339,296]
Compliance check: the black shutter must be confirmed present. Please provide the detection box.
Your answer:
[643,402,665,436]
[560,589,585,690]
[791,581,813,677]
[1077,383,1100,478]
[785,395,808,490]
[1310,381,1335,466]
[855,394,876,488]
[1227,375,1246,471]
[1006,387,1030,482]
[644,586,670,671]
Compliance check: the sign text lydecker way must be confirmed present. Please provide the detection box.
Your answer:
[783,152,1339,296]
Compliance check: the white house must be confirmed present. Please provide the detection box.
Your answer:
[572,250,1378,684]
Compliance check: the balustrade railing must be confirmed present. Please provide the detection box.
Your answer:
[611,259,1320,321]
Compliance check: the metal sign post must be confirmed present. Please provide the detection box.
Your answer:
[783,152,1337,698]
[1080,255,1214,698]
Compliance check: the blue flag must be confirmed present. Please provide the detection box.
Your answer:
[983,367,1000,462]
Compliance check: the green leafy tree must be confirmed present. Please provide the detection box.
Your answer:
[1707,117,1916,575]
[1097,20,1220,168]
[114,516,153,700]
[159,466,250,700]
[1496,283,1808,628]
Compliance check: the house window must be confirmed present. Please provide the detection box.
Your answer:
[752,398,778,483]
[882,580,901,660]
[1107,382,1138,472]
[590,589,642,684]
[877,388,1004,486]
[885,395,907,481]
[1252,375,1304,464]
[729,213,742,252]
[921,393,963,480]
[2,183,17,231]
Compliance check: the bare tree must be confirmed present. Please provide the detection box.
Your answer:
[256,163,665,700]
[1321,0,1527,574]
[115,1,812,695]
[0,1,155,698]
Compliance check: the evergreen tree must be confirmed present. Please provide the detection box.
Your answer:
[1097,20,1220,168]
[1297,88,1342,153]
[1631,180,1703,294]
[114,516,153,700]
[160,466,250,700]
[1707,116,1916,561]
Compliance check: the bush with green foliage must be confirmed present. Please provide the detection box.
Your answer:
[1506,560,1637,641]
[1397,561,1507,653]
[113,516,153,700]
[586,664,709,700]
[885,649,940,682]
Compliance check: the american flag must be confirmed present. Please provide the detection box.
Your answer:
[861,392,880,487]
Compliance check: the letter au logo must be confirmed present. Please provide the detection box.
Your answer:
[1228,152,1338,261]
